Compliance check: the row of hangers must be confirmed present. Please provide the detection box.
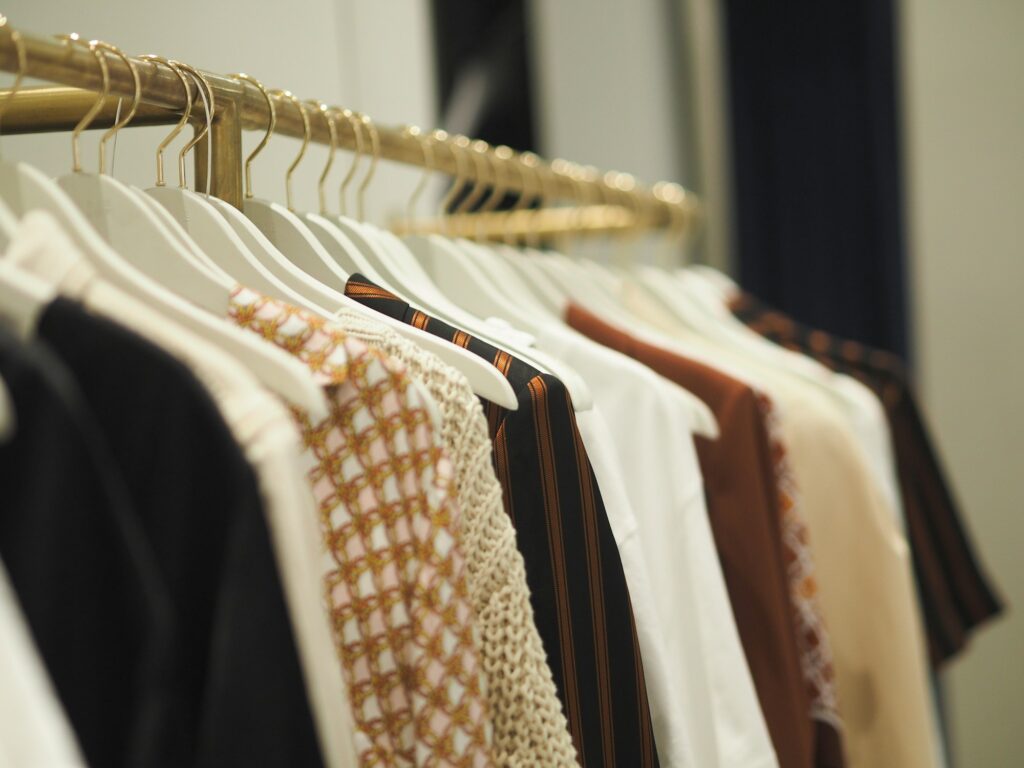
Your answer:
[0,24,709,442]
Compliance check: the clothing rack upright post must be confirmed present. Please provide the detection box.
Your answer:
[0,24,700,236]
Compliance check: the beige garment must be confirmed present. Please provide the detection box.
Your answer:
[0,558,86,768]
[7,212,360,768]
[332,306,580,768]
[623,290,939,768]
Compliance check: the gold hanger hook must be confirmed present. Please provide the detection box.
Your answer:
[440,134,472,216]
[455,139,491,215]
[230,73,275,199]
[0,28,27,132]
[479,144,512,214]
[653,181,690,265]
[609,171,640,264]
[93,42,140,175]
[549,158,583,251]
[305,101,336,215]
[356,113,379,223]
[524,153,548,249]
[503,151,537,245]
[269,89,309,212]
[403,125,435,229]
[338,108,364,216]
[469,145,510,243]
[57,35,109,173]
[138,56,191,187]
[172,61,215,190]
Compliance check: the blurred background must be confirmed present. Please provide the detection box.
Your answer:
[4,1,1020,764]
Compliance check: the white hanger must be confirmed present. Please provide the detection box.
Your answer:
[0,198,17,250]
[54,39,231,313]
[0,38,328,421]
[685,264,740,302]
[493,243,568,315]
[332,122,527,345]
[240,91,518,409]
[311,112,438,297]
[385,133,591,406]
[141,63,317,307]
[0,259,55,339]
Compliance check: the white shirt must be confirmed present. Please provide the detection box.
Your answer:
[0,558,86,768]
[538,323,779,768]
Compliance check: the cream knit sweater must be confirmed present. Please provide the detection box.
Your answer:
[334,309,580,768]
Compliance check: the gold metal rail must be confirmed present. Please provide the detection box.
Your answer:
[0,24,699,234]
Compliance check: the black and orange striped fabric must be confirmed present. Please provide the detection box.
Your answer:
[730,291,1003,666]
[345,274,660,767]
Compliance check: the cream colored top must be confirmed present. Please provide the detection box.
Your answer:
[0,557,86,767]
[7,211,359,768]
[331,305,580,767]
[622,288,939,768]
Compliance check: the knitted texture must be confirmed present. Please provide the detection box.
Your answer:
[229,288,494,768]
[334,308,581,768]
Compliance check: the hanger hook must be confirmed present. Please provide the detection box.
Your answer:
[93,42,140,175]
[172,61,214,190]
[338,109,364,217]
[0,28,27,132]
[467,145,510,242]
[479,144,512,214]
[57,35,109,173]
[440,133,471,221]
[230,73,275,199]
[356,113,379,223]
[138,56,191,187]
[501,152,536,245]
[403,125,435,230]
[267,90,309,212]
[653,181,689,265]
[455,139,490,215]
[306,101,336,215]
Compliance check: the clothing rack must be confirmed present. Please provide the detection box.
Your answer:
[0,24,700,238]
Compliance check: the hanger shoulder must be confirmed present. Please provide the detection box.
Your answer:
[133,188,234,282]
[303,213,379,282]
[56,173,232,315]
[244,199,350,291]
[211,199,351,311]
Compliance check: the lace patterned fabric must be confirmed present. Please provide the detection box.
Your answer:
[756,393,842,734]
[228,287,494,768]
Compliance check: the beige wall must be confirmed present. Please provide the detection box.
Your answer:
[901,0,1024,764]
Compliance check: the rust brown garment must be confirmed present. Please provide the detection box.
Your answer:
[567,302,826,768]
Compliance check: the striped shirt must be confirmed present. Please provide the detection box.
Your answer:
[345,274,659,767]
[730,291,1003,666]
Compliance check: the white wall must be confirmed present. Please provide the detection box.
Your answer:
[901,0,1024,764]
[527,0,722,266]
[1,0,437,224]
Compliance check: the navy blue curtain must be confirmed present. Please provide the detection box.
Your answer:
[722,0,910,359]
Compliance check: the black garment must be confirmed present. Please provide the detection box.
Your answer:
[346,274,660,767]
[0,327,169,768]
[722,0,910,358]
[37,298,323,768]
[730,291,1003,666]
